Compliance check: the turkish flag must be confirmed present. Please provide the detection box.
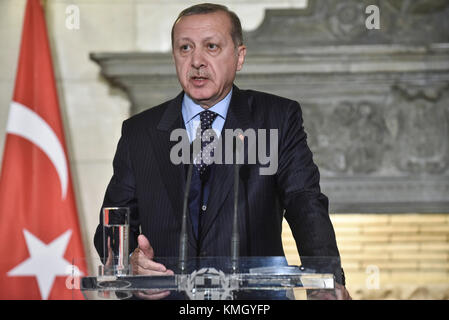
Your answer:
[0,0,87,299]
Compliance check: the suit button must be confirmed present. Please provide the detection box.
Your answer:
[201,205,207,212]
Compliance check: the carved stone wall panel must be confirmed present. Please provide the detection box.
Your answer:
[90,1,449,213]
[245,0,449,52]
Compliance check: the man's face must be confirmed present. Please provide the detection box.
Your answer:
[172,11,246,108]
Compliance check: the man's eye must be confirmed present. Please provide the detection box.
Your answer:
[208,43,218,50]
[180,44,191,51]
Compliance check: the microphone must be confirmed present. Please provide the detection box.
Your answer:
[178,162,193,273]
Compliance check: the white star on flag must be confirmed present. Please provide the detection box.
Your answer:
[7,229,83,300]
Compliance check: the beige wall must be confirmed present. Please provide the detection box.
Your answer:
[283,214,449,299]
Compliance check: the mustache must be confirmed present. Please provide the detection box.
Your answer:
[187,70,211,79]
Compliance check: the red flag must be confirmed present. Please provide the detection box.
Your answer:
[0,0,87,299]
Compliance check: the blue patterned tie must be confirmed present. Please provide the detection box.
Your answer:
[194,110,219,179]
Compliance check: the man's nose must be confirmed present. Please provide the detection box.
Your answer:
[191,49,206,69]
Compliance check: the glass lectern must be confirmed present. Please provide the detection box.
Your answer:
[80,256,341,300]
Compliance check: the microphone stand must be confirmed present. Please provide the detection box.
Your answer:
[231,135,243,273]
[178,163,193,274]
[231,162,240,273]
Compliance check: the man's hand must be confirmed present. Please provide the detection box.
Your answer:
[307,282,352,300]
[130,234,174,300]
[335,283,352,300]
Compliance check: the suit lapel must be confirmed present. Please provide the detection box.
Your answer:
[147,92,199,251]
[147,92,185,216]
[200,86,254,241]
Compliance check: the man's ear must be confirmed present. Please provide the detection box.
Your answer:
[236,45,247,71]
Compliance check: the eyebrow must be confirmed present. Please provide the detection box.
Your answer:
[176,37,193,43]
[176,35,222,44]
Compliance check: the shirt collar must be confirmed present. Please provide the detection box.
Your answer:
[182,89,232,124]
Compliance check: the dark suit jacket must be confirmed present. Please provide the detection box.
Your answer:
[94,85,342,282]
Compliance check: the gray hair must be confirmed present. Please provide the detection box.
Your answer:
[171,3,243,48]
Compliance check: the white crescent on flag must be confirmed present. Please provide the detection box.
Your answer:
[6,101,68,199]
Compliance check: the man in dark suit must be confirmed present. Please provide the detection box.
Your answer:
[94,3,351,300]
